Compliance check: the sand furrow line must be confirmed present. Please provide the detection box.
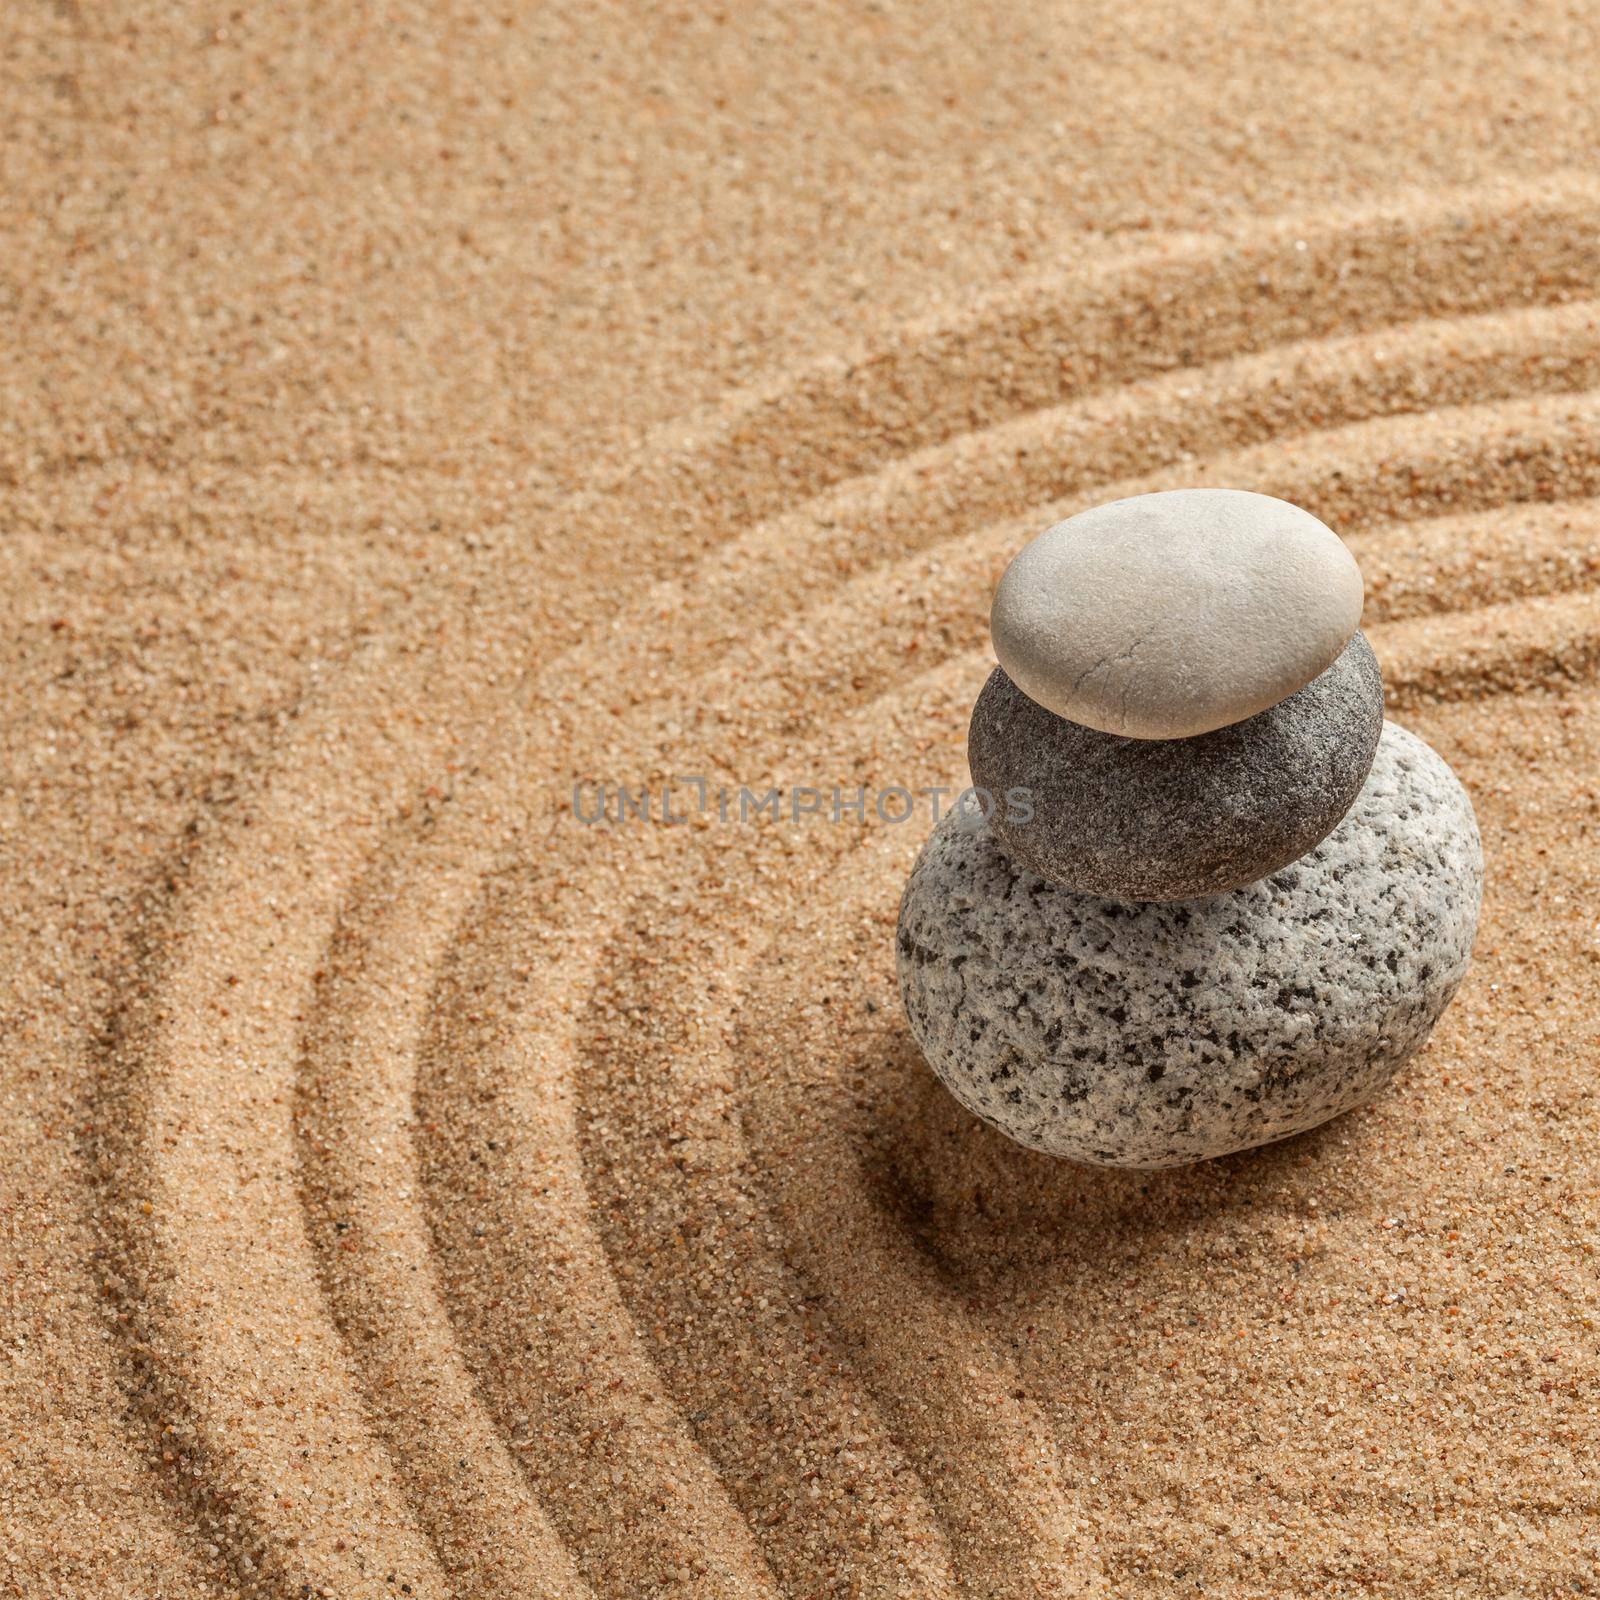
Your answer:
[92,621,507,1597]
[294,811,594,1600]
[598,297,1600,713]
[403,360,1600,1587]
[87,177,1600,1594]
[567,177,1600,579]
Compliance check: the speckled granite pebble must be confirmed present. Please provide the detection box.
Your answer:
[967,633,1384,900]
[990,489,1364,739]
[897,722,1481,1168]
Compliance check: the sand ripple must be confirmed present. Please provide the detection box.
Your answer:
[92,180,1600,1596]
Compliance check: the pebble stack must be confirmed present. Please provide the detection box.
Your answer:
[898,489,1483,1169]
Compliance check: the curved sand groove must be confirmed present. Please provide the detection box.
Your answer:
[605,297,1600,741]
[294,815,593,1600]
[1376,586,1600,708]
[574,918,1086,1598]
[92,181,1600,1594]
[428,384,1600,1587]
[526,365,1600,1577]
[430,866,968,1597]
[410,574,1074,1585]
[558,651,1093,1595]
[316,786,791,1595]
[379,578,971,1587]
[1362,499,1600,623]
[91,632,494,1598]
[1185,391,1600,536]
[581,177,1600,576]
[680,391,1600,757]
[724,770,1082,1595]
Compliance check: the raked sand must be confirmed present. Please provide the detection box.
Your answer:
[4,3,1600,1596]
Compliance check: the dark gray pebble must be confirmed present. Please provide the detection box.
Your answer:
[967,633,1384,901]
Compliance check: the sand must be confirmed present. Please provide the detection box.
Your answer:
[4,2,1600,1596]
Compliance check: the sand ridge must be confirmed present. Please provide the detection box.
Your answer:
[5,4,1600,1596]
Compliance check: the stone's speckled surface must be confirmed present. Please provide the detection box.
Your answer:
[990,488,1365,739]
[898,723,1482,1169]
[967,633,1385,900]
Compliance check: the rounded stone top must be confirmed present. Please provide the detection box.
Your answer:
[989,488,1364,739]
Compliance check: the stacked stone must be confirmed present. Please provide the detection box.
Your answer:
[897,489,1483,1169]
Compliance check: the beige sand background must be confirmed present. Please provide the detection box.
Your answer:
[5,3,1600,1596]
